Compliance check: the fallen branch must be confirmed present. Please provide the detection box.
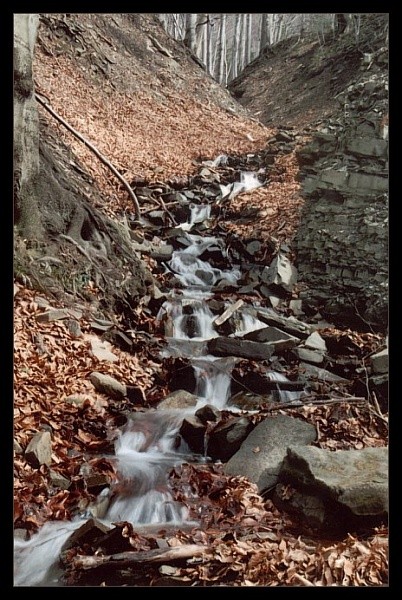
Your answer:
[35,92,141,220]
[291,573,316,587]
[213,299,244,326]
[71,544,209,570]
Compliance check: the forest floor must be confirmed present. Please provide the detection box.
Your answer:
[14,14,389,587]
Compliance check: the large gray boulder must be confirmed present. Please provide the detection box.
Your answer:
[275,445,388,532]
[224,415,316,494]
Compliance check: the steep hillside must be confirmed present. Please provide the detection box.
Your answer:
[228,14,389,129]
[34,13,271,216]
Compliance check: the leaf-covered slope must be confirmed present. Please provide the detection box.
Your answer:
[228,13,388,128]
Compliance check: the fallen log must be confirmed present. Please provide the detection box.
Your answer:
[71,544,209,570]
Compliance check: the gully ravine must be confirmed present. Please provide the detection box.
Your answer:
[14,160,305,587]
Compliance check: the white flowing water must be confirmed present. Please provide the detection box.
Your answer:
[14,173,295,586]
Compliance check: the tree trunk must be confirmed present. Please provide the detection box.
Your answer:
[14,13,43,239]
[260,13,269,50]
[184,13,197,53]
[218,14,227,84]
[246,13,252,64]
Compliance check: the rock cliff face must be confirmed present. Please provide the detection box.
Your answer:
[295,44,388,329]
[229,13,388,330]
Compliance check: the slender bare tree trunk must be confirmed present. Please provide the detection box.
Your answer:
[246,13,252,63]
[260,13,269,50]
[184,13,197,53]
[231,13,241,79]
[218,14,227,84]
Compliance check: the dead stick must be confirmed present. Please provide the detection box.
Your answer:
[35,93,141,220]
[292,573,315,587]
[72,544,209,570]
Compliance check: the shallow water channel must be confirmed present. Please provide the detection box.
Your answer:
[14,175,301,587]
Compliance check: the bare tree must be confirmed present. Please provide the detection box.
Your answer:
[14,13,43,239]
[184,13,197,53]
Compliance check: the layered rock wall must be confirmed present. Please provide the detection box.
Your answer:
[295,46,388,329]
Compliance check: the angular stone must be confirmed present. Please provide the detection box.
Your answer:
[298,362,349,383]
[242,326,299,348]
[89,337,119,362]
[370,348,388,374]
[207,337,274,362]
[346,137,388,158]
[36,309,69,322]
[207,417,254,462]
[289,299,303,315]
[25,431,52,468]
[320,170,349,187]
[89,372,127,400]
[195,404,221,424]
[224,415,316,493]
[157,389,198,410]
[262,253,298,292]
[304,331,327,351]
[49,469,71,490]
[295,347,325,364]
[179,417,206,454]
[277,445,388,530]
[348,172,388,192]
[61,518,111,552]
[256,308,311,339]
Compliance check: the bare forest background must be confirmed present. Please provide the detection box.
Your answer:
[158,13,370,85]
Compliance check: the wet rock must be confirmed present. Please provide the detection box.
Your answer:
[207,417,254,462]
[242,326,299,351]
[256,308,311,339]
[224,415,316,494]
[89,372,127,400]
[61,518,111,553]
[25,431,52,468]
[207,337,274,362]
[229,392,272,410]
[275,445,388,532]
[179,416,206,454]
[157,389,198,410]
[87,488,110,519]
[195,404,221,424]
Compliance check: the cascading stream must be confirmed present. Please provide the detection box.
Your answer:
[14,168,295,587]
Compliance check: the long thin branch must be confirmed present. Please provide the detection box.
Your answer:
[35,92,141,220]
[72,544,209,570]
